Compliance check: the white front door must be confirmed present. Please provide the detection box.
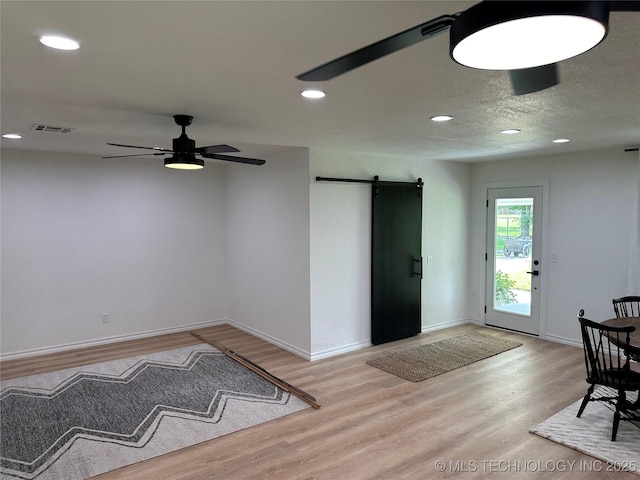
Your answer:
[485,187,542,335]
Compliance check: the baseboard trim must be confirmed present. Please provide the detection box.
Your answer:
[421,318,471,334]
[307,319,476,361]
[310,340,371,362]
[310,319,473,361]
[1,317,486,363]
[225,319,312,361]
[543,333,582,349]
[0,318,227,361]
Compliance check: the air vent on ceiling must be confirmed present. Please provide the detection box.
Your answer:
[31,124,73,134]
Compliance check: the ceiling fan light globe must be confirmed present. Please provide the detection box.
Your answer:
[165,163,204,170]
[164,156,204,170]
[450,2,608,70]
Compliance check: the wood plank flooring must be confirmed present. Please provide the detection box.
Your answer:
[1,324,637,479]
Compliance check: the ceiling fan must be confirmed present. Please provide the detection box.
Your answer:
[297,1,640,95]
[103,115,265,170]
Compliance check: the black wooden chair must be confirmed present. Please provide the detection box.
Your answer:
[577,309,640,441]
[613,296,640,318]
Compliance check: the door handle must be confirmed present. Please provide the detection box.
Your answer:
[526,270,540,276]
[412,257,423,279]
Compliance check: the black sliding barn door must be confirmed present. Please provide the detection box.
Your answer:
[371,183,423,345]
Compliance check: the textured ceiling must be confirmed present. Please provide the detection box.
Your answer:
[1,1,639,164]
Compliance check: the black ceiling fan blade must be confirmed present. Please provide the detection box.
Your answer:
[195,144,240,155]
[297,14,458,81]
[509,64,559,96]
[202,153,266,165]
[102,152,168,159]
[107,143,174,152]
[608,1,640,11]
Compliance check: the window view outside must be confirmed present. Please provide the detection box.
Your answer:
[493,198,533,316]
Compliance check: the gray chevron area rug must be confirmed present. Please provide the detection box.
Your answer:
[530,387,640,476]
[0,344,310,480]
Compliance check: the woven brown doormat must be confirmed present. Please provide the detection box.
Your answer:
[366,332,523,382]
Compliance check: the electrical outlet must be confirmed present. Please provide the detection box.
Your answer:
[427,255,433,265]
[101,313,110,324]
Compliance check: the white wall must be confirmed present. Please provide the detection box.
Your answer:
[8,144,631,361]
[469,148,638,345]
[1,149,230,356]
[309,148,471,359]
[225,148,311,357]
[310,180,372,358]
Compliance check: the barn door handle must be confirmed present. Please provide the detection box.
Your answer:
[412,257,423,279]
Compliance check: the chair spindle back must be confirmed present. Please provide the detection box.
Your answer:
[613,296,640,318]
[578,309,634,386]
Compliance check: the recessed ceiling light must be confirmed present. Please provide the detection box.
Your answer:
[2,133,22,139]
[553,138,570,143]
[39,35,80,51]
[301,89,326,99]
[500,129,521,134]
[430,115,453,122]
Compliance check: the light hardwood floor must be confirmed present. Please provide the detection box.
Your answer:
[1,324,637,479]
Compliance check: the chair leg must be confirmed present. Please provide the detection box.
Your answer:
[612,411,620,441]
[611,389,628,442]
[577,385,594,418]
[618,389,628,411]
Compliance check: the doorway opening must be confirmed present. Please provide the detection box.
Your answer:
[485,186,543,336]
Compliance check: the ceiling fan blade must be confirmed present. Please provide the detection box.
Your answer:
[297,14,458,81]
[107,143,173,152]
[195,144,240,155]
[509,64,559,96]
[102,152,167,159]
[202,153,266,165]
[608,1,640,11]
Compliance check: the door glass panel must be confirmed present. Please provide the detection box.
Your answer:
[493,197,533,316]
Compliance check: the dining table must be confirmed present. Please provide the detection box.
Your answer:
[601,316,640,357]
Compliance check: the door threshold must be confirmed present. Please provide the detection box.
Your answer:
[485,323,539,337]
